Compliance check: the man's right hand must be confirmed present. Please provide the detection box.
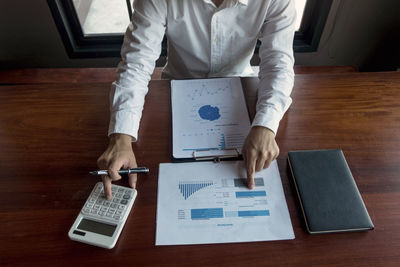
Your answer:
[97,134,137,200]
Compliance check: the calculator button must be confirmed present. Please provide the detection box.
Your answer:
[116,193,123,198]
[125,190,132,196]
[110,203,117,209]
[108,208,116,213]
[112,198,120,203]
[96,199,104,205]
[115,210,123,216]
[90,209,97,214]
[123,195,130,200]
[111,187,117,192]
[113,215,121,221]
[94,204,101,209]
[106,212,113,218]
[118,188,124,193]
[118,205,125,210]
[85,203,93,209]
[83,208,91,214]
[101,207,108,212]
[120,200,128,205]
[104,201,111,207]
[88,198,96,203]
[98,211,106,216]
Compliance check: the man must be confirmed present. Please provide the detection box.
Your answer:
[97,0,296,199]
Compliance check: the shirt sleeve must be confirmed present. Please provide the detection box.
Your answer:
[252,0,296,134]
[108,0,167,141]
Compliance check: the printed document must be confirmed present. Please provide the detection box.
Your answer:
[171,78,251,159]
[156,160,294,245]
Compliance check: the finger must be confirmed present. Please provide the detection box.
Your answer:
[102,175,113,200]
[255,156,265,172]
[263,148,279,169]
[108,160,122,181]
[128,173,138,189]
[125,155,138,189]
[246,153,256,189]
[263,157,273,169]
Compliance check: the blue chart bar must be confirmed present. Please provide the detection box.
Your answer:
[179,181,213,200]
[183,147,218,151]
[219,134,226,150]
[235,191,267,198]
[191,208,224,219]
[238,210,270,217]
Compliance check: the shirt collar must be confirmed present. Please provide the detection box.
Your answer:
[204,0,248,7]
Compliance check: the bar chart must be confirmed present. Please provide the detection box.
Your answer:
[179,181,213,200]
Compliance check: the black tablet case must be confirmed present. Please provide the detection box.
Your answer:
[288,149,374,234]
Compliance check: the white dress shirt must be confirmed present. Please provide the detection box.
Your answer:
[109,0,296,141]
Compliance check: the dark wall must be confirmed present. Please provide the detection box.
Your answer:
[295,0,400,70]
[0,0,120,68]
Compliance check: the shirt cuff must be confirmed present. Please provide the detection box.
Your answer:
[251,107,283,135]
[108,110,141,142]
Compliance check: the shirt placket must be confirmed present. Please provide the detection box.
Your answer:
[210,12,222,76]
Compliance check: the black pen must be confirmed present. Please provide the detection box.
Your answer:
[89,167,149,176]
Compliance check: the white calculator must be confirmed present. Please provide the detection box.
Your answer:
[68,182,137,249]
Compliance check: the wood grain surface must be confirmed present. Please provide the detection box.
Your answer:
[0,70,399,266]
[0,66,357,84]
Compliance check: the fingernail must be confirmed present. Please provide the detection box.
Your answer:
[132,183,136,189]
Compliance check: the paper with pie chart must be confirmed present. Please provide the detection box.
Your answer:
[171,77,251,159]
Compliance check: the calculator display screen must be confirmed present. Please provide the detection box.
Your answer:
[77,218,116,237]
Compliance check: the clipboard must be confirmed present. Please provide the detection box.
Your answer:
[171,77,251,162]
[192,148,240,162]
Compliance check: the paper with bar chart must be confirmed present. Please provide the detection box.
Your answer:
[171,78,251,159]
[156,160,294,245]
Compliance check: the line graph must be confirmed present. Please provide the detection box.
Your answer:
[187,83,230,100]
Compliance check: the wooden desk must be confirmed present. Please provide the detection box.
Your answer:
[0,65,358,84]
[0,70,399,266]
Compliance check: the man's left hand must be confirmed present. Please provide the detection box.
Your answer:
[242,126,279,189]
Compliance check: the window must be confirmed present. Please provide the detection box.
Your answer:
[48,0,332,58]
[76,0,306,35]
[74,0,131,35]
[295,0,307,31]
[294,0,334,52]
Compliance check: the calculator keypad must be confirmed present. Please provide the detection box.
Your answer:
[81,184,133,221]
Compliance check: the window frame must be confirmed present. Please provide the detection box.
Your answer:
[48,0,333,58]
[294,0,333,52]
[48,0,126,58]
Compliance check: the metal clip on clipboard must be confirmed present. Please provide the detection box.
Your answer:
[192,148,240,163]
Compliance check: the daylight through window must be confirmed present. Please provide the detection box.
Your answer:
[72,0,307,36]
